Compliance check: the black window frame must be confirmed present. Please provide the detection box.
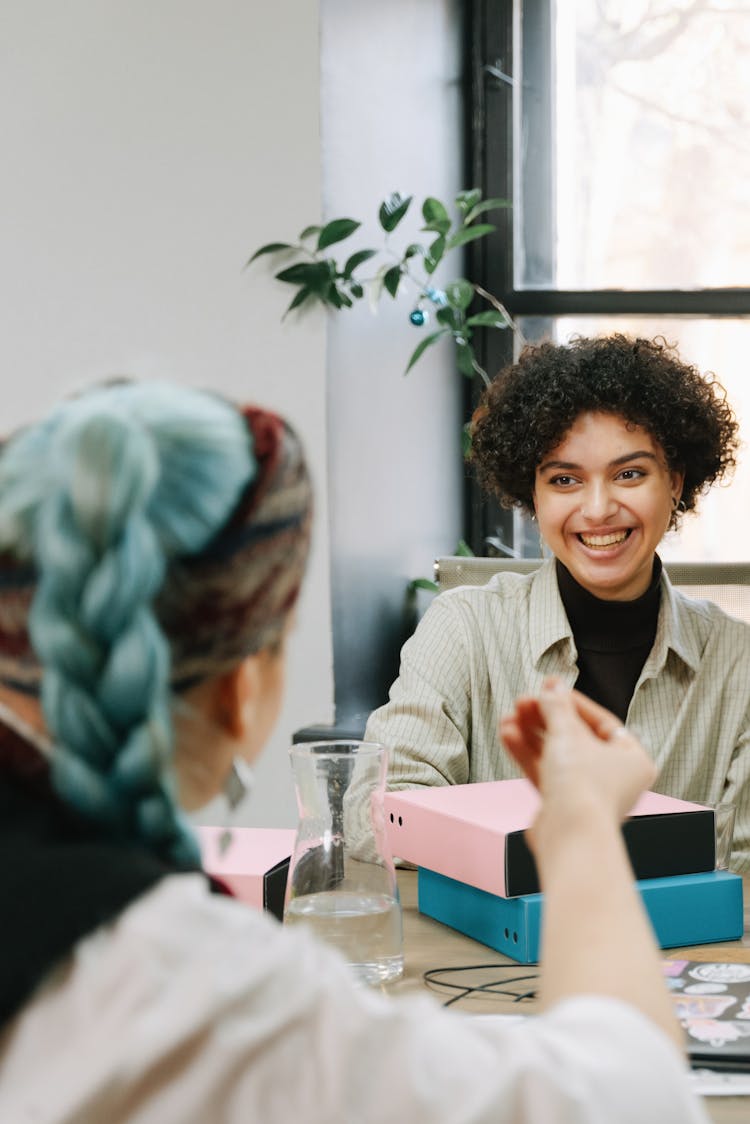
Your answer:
[464,0,750,557]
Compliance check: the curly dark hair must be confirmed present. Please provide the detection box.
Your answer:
[470,334,739,529]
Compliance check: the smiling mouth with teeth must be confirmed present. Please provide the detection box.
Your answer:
[577,530,632,549]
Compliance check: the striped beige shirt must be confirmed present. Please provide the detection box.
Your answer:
[365,558,750,871]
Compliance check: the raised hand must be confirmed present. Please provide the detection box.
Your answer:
[499,678,656,840]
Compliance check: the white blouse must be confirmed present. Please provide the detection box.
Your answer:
[0,875,708,1124]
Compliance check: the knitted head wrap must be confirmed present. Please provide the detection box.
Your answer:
[156,405,312,688]
[0,382,313,866]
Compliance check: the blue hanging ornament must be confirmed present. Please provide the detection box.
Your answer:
[425,286,448,307]
[410,308,427,327]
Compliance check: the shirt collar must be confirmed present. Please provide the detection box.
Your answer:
[529,558,576,665]
[647,566,704,675]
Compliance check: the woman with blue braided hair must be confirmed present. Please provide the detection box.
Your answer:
[0,381,707,1123]
[0,382,309,870]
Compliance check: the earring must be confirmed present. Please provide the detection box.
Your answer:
[216,758,255,857]
[223,756,254,811]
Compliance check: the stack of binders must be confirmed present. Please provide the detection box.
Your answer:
[383,779,743,964]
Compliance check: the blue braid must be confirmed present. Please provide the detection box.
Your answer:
[0,381,256,868]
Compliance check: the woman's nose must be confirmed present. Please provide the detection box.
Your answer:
[579,481,617,521]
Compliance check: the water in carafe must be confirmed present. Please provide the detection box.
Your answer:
[284,740,403,985]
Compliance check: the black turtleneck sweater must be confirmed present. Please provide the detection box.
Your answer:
[556,557,662,723]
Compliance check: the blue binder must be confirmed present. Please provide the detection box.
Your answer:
[418,867,744,965]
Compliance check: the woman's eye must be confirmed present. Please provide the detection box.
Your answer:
[617,468,645,481]
[550,474,577,487]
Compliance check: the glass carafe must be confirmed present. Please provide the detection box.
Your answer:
[283,740,403,985]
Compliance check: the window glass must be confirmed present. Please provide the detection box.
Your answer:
[517,316,750,561]
[517,1,750,290]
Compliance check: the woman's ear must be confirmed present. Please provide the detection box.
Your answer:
[211,658,259,740]
[670,468,685,505]
[183,658,258,741]
[175,647,287,808]
[187,643,287,766]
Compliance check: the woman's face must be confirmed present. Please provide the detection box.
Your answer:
[532,411,684,601]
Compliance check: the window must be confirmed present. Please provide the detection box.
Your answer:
[467,0,750,560]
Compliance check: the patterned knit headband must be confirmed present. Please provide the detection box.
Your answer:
[0,404,313,694]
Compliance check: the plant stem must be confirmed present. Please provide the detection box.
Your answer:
[472,357,492,389]
[474,284,526,347]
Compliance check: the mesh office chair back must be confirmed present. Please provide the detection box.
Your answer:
[433,557,750,626]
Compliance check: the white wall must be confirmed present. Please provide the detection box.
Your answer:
[321,0,464,725]
[0,0,333,826]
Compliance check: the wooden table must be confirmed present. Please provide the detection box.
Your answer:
[385,870,750,1122]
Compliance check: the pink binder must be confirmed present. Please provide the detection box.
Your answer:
[198,826,295,917]
[384,779,714,897]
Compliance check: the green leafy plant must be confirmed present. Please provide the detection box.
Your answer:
[247,189,515,388]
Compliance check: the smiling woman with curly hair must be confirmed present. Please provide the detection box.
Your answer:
[471,334,738,526]
[365,333,750,872]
